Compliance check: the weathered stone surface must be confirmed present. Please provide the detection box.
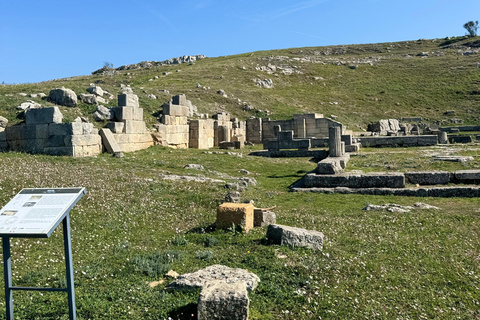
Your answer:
[217,202,254,233]
[78,93,101,105]
[184,164,204,170]
[93,105,113,121]
[106,121,125,133]
[225,192,241,203]
[86,86,104,96]
[266,224,324,250]
[49,87,77,107]
[254,209,276,227]
[304,172,405,188]
[316,157,344,174]
[405,171,451,185]
[25,107,63,125]
[198,280,249,320]
[329,126,342,157]
[360,135,438,147]
[17,100,42,110]
[168,265,260,291]
[0,116,7,128]
[434,156,474,163]
[454,170,480,182]
[118,93,139,108]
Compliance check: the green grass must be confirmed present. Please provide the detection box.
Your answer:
[0,145,478,319]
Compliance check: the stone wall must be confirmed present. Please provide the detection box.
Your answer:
[359,135,438,147]
[189,119,215,149]
[2,107,102,157]
[260,114,343,143]
[106,93,154,152]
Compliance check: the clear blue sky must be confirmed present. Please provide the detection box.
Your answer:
[1,0,479,84]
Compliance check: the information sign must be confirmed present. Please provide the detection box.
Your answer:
[0,188,86,238]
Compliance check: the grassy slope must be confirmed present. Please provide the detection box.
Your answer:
[1,36,480,129]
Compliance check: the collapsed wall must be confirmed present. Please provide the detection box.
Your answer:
[0,107,102,157]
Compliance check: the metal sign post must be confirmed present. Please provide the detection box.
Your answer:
[0,188,86,320]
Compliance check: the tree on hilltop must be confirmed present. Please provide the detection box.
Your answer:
[463,20,479,37]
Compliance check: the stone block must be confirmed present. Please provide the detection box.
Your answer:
[43,146,74,156]
[266,224,324,250]
[278,131,294,141]
[114,106,134,121]
[217,203,254,233]
[163,104,189,117]
[123,120,146,134]
[254,209,276,227]
[0,131,6,142]
[106,122,125,134]
[25,107,63,125]
[100,128,122,153]
[5,125,22,141]
[405,171,451,185]
[45,135,66,147]
[118,93,139,108]
[454,170,480,182]
[345,143,361,152]
[68,134,101,146]
[133,107,144,121]
[20,125,38,140]
[304,172,405,188]
[316,157,345,174]
[48,123,70,136]
[198,281,249,320]
[172,94,187,106]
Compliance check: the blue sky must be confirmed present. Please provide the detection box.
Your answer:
[1,0,479,84]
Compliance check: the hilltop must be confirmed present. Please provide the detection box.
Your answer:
[1,36,480,131]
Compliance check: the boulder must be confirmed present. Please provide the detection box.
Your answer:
[254,209,276,227]
[17,100,42,110]
[0,116,8,128]
[48,87,77,107]
[86,86,104,97]
[266,224,324,250]
[167,265,260,291]
[225,192,241,203]
[93,105,113,121]
[79,93,106,105]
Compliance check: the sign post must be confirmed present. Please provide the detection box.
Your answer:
[0,188,86,320]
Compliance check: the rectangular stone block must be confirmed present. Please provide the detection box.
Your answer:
[0,131,6,142]
[217,202,254,233]
[68,134,101,146]
[118,93,139,108]
[172,94,186,106]
[405,171,451,185]
[45,135,66,147]
[304,172,405,188]
[133,107,144,121]
[20,125,38,140]
[48,123,80,136]
[454,170,480,182]
[267,224,324,250]
[5,125,22,141]
[114,106,134,121]
[198,281,249,320]
[254,209,276,227]
[163,104,189,117]
[106,121,125,133]
[100,128,122,153]
[123,120,146,134]
[25,107,63,125]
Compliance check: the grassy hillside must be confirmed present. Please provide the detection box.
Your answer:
[1,36,480,130]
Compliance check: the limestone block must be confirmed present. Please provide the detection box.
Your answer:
[123,120,147,134]
[48,123,69,136]
[118,93,139,108]
[172,94,187,106]
[114,106,134,121]
[25,107,63,125]
[43,146,74,156]
[35,124,49,140]
[106,121,125,133]
[0,140,7,151]
[316,158,344,174]
[278,131,294,141]
[48,87,77,107]
[133,107,144,121]
[405,171,451,185]
[112,134,130,144]
[0,131,6,142]
[5,125,22,141]
[45,135,66,147]
[304,172,405,188]
[254,209,276,227]
[20,125,39,140]
[454,170,480,182]
[163,104,189,117]
[198,281,249,320]
[81,123,94,135]
[266,224,324,250]
[68,134,101,146]
[100,129,122,153]
[217,203,254,233]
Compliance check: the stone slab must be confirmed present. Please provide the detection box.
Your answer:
[198,281,249,320]
[100,128,122,153]
[405,171,451,185]
[304,172,405,188]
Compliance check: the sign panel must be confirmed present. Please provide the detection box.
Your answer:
[0,188,86,238]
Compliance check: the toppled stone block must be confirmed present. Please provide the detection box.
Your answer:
[100,128,122,154]
[217,203,254,233]
[266,224,324,250]
[254,209,276,227]
[167,265,260,291]
[25,107,63,125]
[405,171,451,185]
[198,281,249,320]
